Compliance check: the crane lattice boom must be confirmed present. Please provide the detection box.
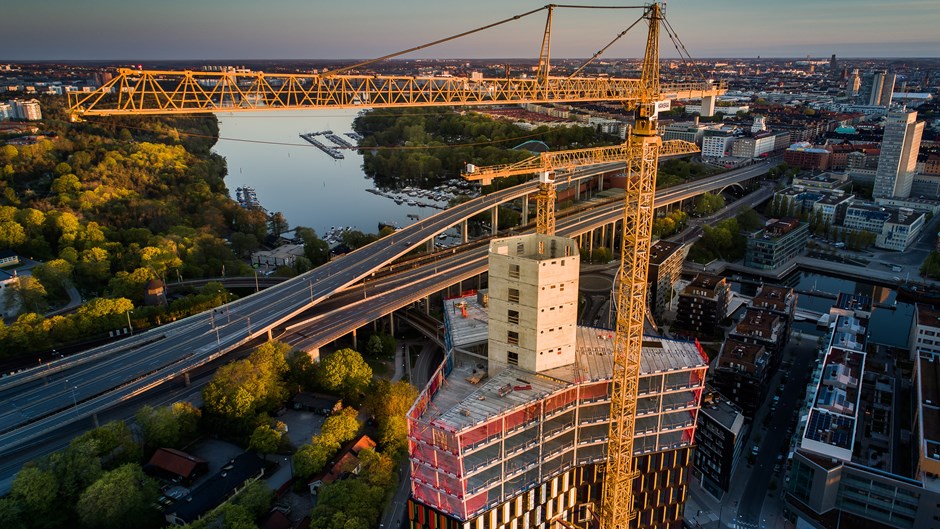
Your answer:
[67,70,722,120]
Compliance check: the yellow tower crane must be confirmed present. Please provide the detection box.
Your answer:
[467,5,681,527]
[66,4,721,528]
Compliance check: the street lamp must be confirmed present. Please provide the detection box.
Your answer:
[64,379,78,408]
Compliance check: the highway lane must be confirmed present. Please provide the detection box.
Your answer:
[0,160,776,454]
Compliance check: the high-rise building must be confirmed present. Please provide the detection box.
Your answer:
[873,109,924,199]
[829,54,838,77]
[880,72,897,107]
[848,69,861,97]
[648,240,687,320]
[858,70,888,106]
[407,233,709,529]
[7,98,42,121]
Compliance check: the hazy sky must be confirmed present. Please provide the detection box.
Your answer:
[3,0,938,60]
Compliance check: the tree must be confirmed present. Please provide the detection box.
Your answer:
[76,464,160,529]
[136,402,200,451]
[317,348,373,400]
[72,420,141,468]
[0,498,26,529]
[365,334,384,357]
[286,349,315,392]
[358,448,395,488]
[268,211,289,238]
[293,437,340,479]
[736,208,763,232]
[232,480,273,520]
[4,275,48,315]
[321,407,361,445]
[10,466,59,523]
[367,380,418,456]
[249,425,282,460]
[31,258,73,299]
[309,479,385,529]
[48,438,103,502]
[297,227,330,267]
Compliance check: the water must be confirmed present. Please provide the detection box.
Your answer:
[213,109,443,236]
[735,270,913,348]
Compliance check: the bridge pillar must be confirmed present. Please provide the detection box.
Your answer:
[389,311,395,336]
[575,181,581,201]
[352,328,358,350]
[589,230,594,258]
[522,195,529,224]
[183,372,191,386]
[424,296,430,315]
[701,95,717,117]
[491,206,498,235]
[92,413,100,428]
[598,174,604,192]
[427,239,434,253]
[266,328,273,340]
[461,220,468,243]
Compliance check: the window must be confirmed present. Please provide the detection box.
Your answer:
[509,263,520,279]
[508,288,520,303]
[508,331,519,345]
[508,351,519,366]
[516,243,525,255]
[508,310,519,325]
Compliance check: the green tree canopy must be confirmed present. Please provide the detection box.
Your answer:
[76,464,160,529]
[317,348,372,400]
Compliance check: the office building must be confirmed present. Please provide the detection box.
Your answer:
[784,143,831,171]
[874,110,924,199]
[702,127,740,158]
[786,294,940,529]
[407,233,709,529]
[647,240,687,320]
[744,217,809,270]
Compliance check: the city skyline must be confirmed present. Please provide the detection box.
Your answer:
[3,0,939,61]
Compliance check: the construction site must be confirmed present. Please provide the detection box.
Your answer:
[407,233,708,528]
[65,3,726,528]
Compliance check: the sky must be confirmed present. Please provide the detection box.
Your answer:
[3,0,938,61]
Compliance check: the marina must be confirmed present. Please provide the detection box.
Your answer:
[234,186,265,212]
[299,131,345,160]
[326,133,355,149]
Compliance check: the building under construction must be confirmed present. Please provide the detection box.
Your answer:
[407,234,708,529]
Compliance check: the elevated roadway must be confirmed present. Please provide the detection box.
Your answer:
[0,159,777,456]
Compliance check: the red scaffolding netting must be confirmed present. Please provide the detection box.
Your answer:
[459,420,503,450]
[544,387,578,415]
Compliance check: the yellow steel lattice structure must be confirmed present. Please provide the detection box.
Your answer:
[67,70,722,119]
[463,139,698,236]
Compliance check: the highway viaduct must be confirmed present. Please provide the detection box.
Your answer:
[0,159,778,464]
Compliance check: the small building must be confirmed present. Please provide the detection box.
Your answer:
[744,217,809,270]
[144,278,167,306]
[876,207,925,251]
[673,273,731,338]
[144,448,209,485]
[694,391,747,497]
[308,435,376,495]
[165,452,266,526]
[0,249,19,267]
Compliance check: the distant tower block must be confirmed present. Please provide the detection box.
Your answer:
[487,234,579,377]
[751,115,767,134]
[700,94,716,117]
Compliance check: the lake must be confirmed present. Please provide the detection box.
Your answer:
[213,109,445,236]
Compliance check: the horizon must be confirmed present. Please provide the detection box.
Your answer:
[3,1,939,61]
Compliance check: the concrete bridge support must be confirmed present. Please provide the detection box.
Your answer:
[461,220,468,243]
[491,206,498,235]
[522,195,529,225]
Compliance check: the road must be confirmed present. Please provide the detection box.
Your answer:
[732,333,820,529]
[0,159,776,461]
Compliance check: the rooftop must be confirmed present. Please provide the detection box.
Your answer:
[801,346,866,461]
[649,240,684,267]
[717,339,768,374]
[444,294,490,349]
[700,394,746,435]
[685,273,727,295]
[424,327,707,433]
[833,292,873,315]
[916,303,940,329]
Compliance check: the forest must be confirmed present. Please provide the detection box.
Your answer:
[0,95,267,361]
[353,107,621,189]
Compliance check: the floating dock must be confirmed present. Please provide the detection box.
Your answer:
[299,132,345,160]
